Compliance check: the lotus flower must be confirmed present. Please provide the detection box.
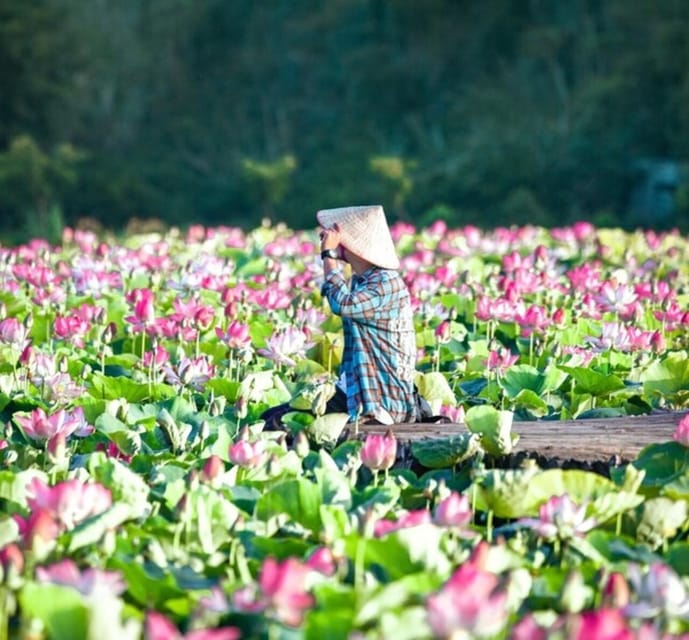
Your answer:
[623,562,689,620]
[36,558,125,597]
[672,415,689,448]
[258,327,312,367]
[232,556,315,627]
[433,491,473,529]
[426,554,509,639]
[518,494,596,541]
[25,477,112,531]
[216,320,252,350]
[145,611,240,640]
[229,439,266,468]
[360,431,397,472]
[0,317,30,350]
[14,406,93,443]
[258,557,315,626]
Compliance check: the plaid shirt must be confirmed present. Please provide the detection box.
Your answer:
[321,266,416,423]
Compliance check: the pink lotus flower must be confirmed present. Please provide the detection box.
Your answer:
[0,317,30,350]
[216,320,252,350]
[145,611,240,640]
[672,415,689,447]
[36,558,125,597]
[427,554,509,639]
[374,509,431,537]
[439,404,465,423]
[0,543,24,576]
[258,327,312,367]
[514,304,549,337]
[485,347,519,374]
[305,546,337,576]
[143,344,170,369]
[14,406,93,443]
[13,510,61,553]
[510,613,549,640]
[53,313,91,348]
[624,562,689,619]
[171,296,216,331]
[518,494,596,541]
[229,439,267,468]
[125,288,156,332]
[360,431,397,472]
[572,608,633,640]
[434,491,473,529]
[164,356,215,391]
[26,477,112,531]
[258,557,315,626]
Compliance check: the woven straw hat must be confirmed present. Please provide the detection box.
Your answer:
[316,205,400,270]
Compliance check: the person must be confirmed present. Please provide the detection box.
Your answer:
[316,205,417,425]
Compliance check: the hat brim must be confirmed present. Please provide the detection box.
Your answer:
[316,205,400,270]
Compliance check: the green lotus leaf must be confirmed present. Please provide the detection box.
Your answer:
[410,433,481,469]
[415,371,457,408]
[472,465,544,518]
[641,351,689,398]
[464,405,518,456]
[20,583,88,640]
[625,441,689,491]
[306,412,349,448]
[501,365,547,397]
[558,366,626,396]
[634,497,688,549]
[511,388,549,417]
[255,477,323,534]
[88,373,177,402]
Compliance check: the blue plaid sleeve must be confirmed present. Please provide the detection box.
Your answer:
[321,269,400,322]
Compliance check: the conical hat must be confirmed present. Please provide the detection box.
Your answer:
[316,205,400,270]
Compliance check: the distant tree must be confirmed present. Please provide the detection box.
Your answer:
[0,135,82,240]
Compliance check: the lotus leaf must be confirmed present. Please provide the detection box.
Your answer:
[19,583,89,640]
[410,433,481,469]
[464,405,518,456]
[634,497,689,549]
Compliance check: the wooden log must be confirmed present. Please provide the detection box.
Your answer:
[351,411,689,462]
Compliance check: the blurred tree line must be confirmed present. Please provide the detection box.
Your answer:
[1,0,688,242]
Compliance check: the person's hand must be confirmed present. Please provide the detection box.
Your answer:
[319,224,341,251]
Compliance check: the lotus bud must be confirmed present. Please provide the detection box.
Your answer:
[2,449,18,466]
[46,432,68,465]
[198,420,211,442]
[101,322,117,344]
[0,543,24,586]
[58,355,69,374]
[186,469,200,490]
[81,363,92,380]
[423,478,439,501]
[0,303,6,320]
[276,433,288,451]
[601,571,630,609]
[237,425,250,442]
[23,313,33,330]
[293,431,310,458]
[201,455,224,484]
[209,396,226,417]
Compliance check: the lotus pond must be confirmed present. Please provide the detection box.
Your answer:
[1,220,689,639]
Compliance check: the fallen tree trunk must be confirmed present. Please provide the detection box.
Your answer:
[352,410,688,463]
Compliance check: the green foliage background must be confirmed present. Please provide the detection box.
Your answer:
[1,0,689,241]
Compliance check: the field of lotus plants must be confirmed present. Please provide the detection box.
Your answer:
[1,219,689,639]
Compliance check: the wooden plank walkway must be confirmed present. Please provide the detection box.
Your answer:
[355,410,689,462]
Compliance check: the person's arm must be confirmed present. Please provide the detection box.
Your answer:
[323,270,399,321]
[319,225,342,276]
